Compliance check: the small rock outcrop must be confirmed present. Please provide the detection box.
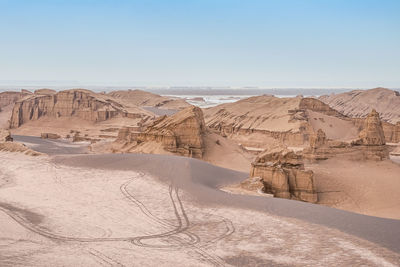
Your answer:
[41,133,61,139]
[0,129,13,142]
[0,129,41,156]
[250,149,317,203]
[115,106,206,158]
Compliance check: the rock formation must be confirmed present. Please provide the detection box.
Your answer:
[9,89,150,128]
[319,87,400,124]
[0,90,31,109]
[115,106,206,158]
[351,109,388,160]
[0,129,41,156]
[204,95,347,149]
[353,109,386,146]
[309,129,327,149]
[0,129,13,142]
[303,129,350,161]
[41,133,61,139]
[249,148,317,203]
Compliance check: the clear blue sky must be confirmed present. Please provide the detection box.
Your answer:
[0,0,399,87]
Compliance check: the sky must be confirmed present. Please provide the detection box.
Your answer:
[0,0,399,88]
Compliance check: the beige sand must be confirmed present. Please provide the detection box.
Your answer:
[309,157,400,220]
[307,110,359,141]
[1,152,400,266]
[204,95,303,132]
[108,89,190,110]
[319,87,400,123]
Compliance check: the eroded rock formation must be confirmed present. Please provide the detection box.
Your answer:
[353,109,386,146]
[351,109,388,160]
[309,129,327,149]
[204,95,347,149]
[0,129,13,142]
[115,106,206,158]
[304,111,389,161]
[9,89,149,128]
[41,133,61,139]
[249,149,317,203]
[0,90,31,109]
[0,129,41,156]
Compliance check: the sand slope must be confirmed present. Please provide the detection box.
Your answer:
[319,87,400,123]
[1,152,400,266]
[108,89,190,110]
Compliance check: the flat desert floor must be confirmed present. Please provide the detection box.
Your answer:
[1,150,400,266]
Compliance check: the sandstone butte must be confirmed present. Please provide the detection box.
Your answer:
[249,148,318,203]
[115,105,206,158]
[9,89,152,129]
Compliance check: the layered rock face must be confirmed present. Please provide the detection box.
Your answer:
[303,129,350,160]
[353,109,386,146]
[299,98,344,117]
[309,129,327,149]
[304,110,389,161]
[250,149,317,203]
[204,95,347,149]
[0,90,31,109]
[352,109,388,160]
[9,89,147,128]
[116,106,206,158]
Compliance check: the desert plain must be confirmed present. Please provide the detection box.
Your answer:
[0,87,400,266]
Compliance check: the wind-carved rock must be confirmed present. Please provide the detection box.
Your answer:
[351,109,388,160]
[116,106,206,158]
[309,129,327,149]
[9,89,147,128]
[0,90,32,109]
[354,109,386,146]
[249,149,318,203]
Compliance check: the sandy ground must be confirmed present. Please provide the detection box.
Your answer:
[307,110,359,141]
[9,116,143,140]
[1,152,400,266]
[309,157,400,220]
